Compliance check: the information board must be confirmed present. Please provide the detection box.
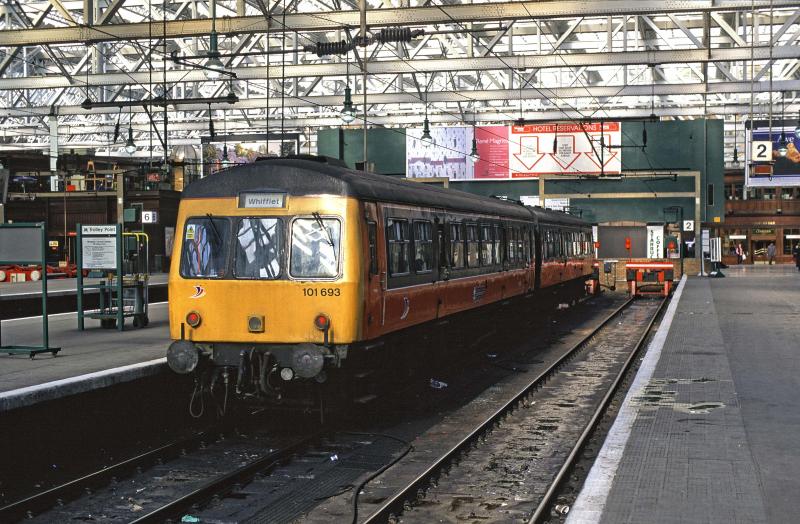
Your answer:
[646,224,664,259]
[745,119,800,187]
[0,226,43,263]
[80,224,118,269]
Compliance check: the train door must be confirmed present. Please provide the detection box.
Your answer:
[363,202,385,339]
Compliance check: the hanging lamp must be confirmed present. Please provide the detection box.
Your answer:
[204,0,225,80]
[778,92,788,157]
[124,87,136,154]
[341,54,356,124]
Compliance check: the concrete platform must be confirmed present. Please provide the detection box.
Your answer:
[0,302,170,412]
[0,272,169,299]
[568,265,800,524]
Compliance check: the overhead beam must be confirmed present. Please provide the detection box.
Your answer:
[1,45,797,90]
[0,1,796,46]
[4,79,798,118]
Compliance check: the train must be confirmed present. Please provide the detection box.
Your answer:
[166,155,595,408]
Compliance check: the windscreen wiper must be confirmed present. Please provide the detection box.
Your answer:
[206,213,222,243]
[312,212,335,248]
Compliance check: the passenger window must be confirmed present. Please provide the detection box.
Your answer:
[494,225,502,264]
[180,217,230,279]
[290,217,341,278]
[450,223,465,269]
[234,218,283,279]
[413,221,433,273]
[367,221,378,275]
[480,225,493,266]
[387,218,411,276]
[507,227,516,263]
[515,228,524,264]
[466,224,480,268]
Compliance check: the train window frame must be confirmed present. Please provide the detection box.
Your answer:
[412,220,434,274]
[450,222,466,270]
[386,218,412,277]
[466,223,480,268]
[480,224,494,267]
[179,216,232,280]
[232,217,284,280]
[494,225,503,265]
[288,215,343,281]
[367,220,378,275]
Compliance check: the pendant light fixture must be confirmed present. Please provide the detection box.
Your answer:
[732,115,739,165]
[124,87,136,154]
[421,73,432,145]
[470,124,479,161]
[341,53,356,124]
[778,92,788,157]
[222,109,230,166]
[204,0,225,80]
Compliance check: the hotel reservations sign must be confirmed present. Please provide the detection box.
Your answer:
[406,122,622,181]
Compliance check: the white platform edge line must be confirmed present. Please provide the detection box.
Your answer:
[0,357,167,411]
[565,274,688,524]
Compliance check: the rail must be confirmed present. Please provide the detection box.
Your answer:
[363,296,644,523]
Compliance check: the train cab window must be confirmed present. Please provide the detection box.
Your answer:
[387,218,411,276]
[466,224,480,268]
[180,217,231,278]
[450,223,465,269]
[290,216,341,279]
[480,225,493,266]
[493,225,503,264]
[412,221,433,273]
[233,218,283,279]
[367,221,378,275]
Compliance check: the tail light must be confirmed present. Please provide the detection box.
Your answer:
[314,313,330,331]
[186,310,202,327]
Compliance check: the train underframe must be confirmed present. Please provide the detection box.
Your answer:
[168,277,590,416]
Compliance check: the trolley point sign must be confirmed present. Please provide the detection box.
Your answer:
[406,122,622,181]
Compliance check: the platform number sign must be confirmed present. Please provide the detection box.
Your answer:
[682,220,694,232]
[142,210,158,224]
[751,140,772,162]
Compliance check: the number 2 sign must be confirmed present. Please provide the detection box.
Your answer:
[751,141,772,161]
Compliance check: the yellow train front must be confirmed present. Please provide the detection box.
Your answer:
[166,155,594,406]
[167,157,366,402]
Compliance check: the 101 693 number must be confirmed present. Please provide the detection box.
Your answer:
[303,288,341,297]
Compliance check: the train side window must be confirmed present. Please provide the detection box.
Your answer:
[466,224,480,268]
[387,218,411,276]
[480,225,493,266]
[523,228,531,264]
[450,223,465,269]
[367,221,378,275]
[516,227,524,264]
[494,225,502,264]
[412,220,433,273]
[507,227,516,263]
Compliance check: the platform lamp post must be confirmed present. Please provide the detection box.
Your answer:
[664,205,684,278]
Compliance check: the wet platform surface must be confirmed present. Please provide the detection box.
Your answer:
[0,302,169,411]
[569,265,800,523]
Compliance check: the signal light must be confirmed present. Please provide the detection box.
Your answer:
[186,311,202,328]
[625,237,632,250]
[314,314,330,331]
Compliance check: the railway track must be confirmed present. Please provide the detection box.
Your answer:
[361,296,666,523]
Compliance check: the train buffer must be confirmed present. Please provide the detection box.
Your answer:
[625,262,674,297]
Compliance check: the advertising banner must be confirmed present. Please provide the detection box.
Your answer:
[646,224,664,259]
[508,122,621,178]
[745,120,800,187]
[406,122,622,181]
[407,126,473,179]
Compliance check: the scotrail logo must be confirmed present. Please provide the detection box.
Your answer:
[190,285,206,299]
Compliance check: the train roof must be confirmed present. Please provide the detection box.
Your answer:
[184,156,587,227]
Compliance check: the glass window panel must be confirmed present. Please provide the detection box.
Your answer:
[480,225,493,266]
[180,217,230,278]
[234,218,283,279]
[466,224,480,267]
[290,217,341,278]
[387,219,410,275]
[413,221,433,273]
[450,223,465,269]
[367,221,378,275]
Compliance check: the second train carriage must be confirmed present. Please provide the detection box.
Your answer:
[166,156,593,401]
